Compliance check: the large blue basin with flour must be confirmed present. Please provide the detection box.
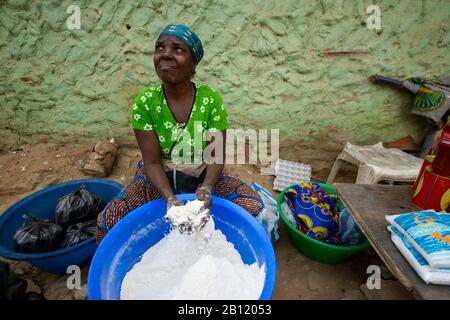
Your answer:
[87,194,276,300]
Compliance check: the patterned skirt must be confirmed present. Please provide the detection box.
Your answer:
[96,161,263,243]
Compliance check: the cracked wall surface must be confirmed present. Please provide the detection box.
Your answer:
[0,0,449,160]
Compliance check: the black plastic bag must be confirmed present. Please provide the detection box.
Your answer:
[0,262,28,300]
[61,219,97,248]
[0,262,46,301]
[6,275,27,300]
[24,292,46,300]
[13,214,64,253]
[0,262,9,300]
[55,183,105,226]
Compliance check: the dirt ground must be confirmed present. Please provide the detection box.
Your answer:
[0,141,413,300]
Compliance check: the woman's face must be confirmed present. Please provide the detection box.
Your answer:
[154,35,196,85]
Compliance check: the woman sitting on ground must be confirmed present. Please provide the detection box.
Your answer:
[96,24,263,243]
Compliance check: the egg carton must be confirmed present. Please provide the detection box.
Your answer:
[273,159,312,191]
[275,159,311,173]
[273,176,311,191]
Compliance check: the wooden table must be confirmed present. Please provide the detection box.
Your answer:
[334,183,450,300]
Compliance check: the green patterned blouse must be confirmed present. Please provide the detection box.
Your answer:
[131,83,229,161]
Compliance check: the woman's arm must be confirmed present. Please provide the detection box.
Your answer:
[134,129,180,205]
[196,130,226,208]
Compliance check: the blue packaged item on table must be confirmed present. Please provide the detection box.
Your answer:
[388,226,450,285]
[386,210,450,268]
[284,182,339,244]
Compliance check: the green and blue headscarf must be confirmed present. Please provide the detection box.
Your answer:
[159,24,204,64]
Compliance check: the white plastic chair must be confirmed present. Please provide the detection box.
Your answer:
[326,142,423,184]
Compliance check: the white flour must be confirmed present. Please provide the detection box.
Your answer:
[165,200,209,230]
[120,216,266,300]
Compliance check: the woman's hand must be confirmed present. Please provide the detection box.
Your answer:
[167,195,184,210]
[195,184,212,209]
[165,195,185,230]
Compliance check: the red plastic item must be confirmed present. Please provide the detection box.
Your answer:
[431,121,450,177]
[412,166,450,212]
[413,155,435,190]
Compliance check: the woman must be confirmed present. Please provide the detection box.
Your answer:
[96,24,264,243]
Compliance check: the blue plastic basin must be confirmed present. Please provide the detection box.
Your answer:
[88,194,276,300]
[0,179,124,274]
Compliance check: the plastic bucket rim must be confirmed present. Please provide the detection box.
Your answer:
[0,178,123,260]
[0,237,97,261]
[277,184,370,252]
[88,194,277,300]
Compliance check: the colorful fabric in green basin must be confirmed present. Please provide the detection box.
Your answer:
[131,83,229,161]
[277,184,370,264]
[284,182,340,245]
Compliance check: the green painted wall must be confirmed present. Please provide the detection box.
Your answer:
[0,0,449,160]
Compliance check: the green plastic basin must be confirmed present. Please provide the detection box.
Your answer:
[277,183,370,264]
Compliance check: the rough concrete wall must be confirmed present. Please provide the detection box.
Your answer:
[0,0,449,160]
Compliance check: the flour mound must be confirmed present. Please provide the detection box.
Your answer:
[120,219,266,300]
[165,200,209,231]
